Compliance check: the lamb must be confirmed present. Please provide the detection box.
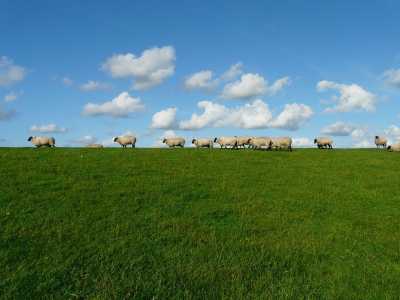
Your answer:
[163,137,185,148]
[113,135,136,148]
[27,136,56,148]
[270,137,293,151]
[375,136,387,148]
[192,138,213,149]
[86,144,103,148]
[314,137,333,149]
[387,143,400,152]
[213,137,238,149]
[249,137,271,150]
[235,136,251,149]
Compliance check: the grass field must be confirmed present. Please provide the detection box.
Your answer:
[1,148,400,299]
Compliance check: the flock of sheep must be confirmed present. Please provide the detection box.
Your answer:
[26,135,400,151]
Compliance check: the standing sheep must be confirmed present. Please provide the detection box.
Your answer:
[27,136,56,148]
[163,137,185,148]
[113,135,136,148]
[375,136,387,148]
[192,138,213,149]
[387,143,400,152]
[249,137,271,150]
[214,137,238,149]
[270,137,293,151]
[235,136,251,149]
[314,137,333,149]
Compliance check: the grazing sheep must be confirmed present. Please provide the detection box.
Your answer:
[314,137,333,149]
[375,136,387,148]
[387,143,400,152]
[192,138,213,149]
[27,136,56,148]
[113,135,136,148]
[270,137,293,151]
[214,137,238,149]
[249,137,271,150]
[236,136,252,149]
[86,144,103,148]
[163,137,185,148]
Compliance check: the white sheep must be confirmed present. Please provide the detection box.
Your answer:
[270,137,293,151]
[163,137,185,148]
[113,135,136,148]
[235,136,251,149]
[192,138,213,149]
[213,137,238,149]
[387,143,400,152]
[249,137,271,150]
[375,136,387,148]
[314,137,333,149]
[27,136,56,148]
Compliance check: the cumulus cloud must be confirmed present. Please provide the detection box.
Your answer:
[270,103,313,130]
[4,91,22,102]
[82,92,145,118]
[292,137,313,147]
[30,123,67,133]
[385,125,400,142]
[220,62,243,81]
[80,80,111,92]
[0,56,27,87]
[101,46,175,90]
[179,100,312,130]
[221,73,290,100]
[321,121,358,136]
[0,106,16,121]
[317,80,376,112]
[150,107,177,129]
[184,70,218,91]
[383,69,400,88]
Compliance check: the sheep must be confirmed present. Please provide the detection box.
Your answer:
[270,137,293,151]
[314,137,333,149]
[27,136,56,148]
[163,137,185,148]
[375,136,387,148]
[213,137,238,149]
[235,136,252,149]
[113,135,136,148]
[249,137,271,150]
[387,143,400,152]
[86,144,103,148]
[192,138,213,149]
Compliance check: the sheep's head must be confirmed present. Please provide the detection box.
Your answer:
[162,138,167,143]
[27,136,33,141]
[388,145,392,150]
[313,138,317,144]
[113,137,118,142]
[192,139,196,144]
[214,137,218,143]
[375,136,379,139]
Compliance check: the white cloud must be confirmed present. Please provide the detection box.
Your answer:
[270,103,313,130]
[0,106,16,121]
[80,80,111,92]
[150,107,177,129]
[383,69,400,88]
[30,123,67,133]
[220,62,243,81]
[62,77,73,86]
[4,91,22,102]
[184,70,218,91]
[221,73,290,100]
[317,80,376,112]
[292,137,313,147]
[73,135,98,145]
[385,125,400,142]
[0,56,27,87]
[82,92,145,118]
[101,46,175,90]
[178,99,311,131]
[321,121,358,136]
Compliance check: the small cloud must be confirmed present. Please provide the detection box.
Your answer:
[4,90,22,102]
[79,80,111,92]
[30,123,67,133]
[72,135,97,146]
[150,107,177,129]
[0,56,27,87]
[220,62,243,81]
[382,68,400,88]
[184,70,218,91]
[62,77,73,86]
[82,92,145,118]
[292,137,313,147]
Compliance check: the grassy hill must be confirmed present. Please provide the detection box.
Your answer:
[1,148,400,299]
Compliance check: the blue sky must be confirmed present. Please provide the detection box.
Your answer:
[1,0,400,147]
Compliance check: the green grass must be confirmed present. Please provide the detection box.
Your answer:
[1,148,400,299]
